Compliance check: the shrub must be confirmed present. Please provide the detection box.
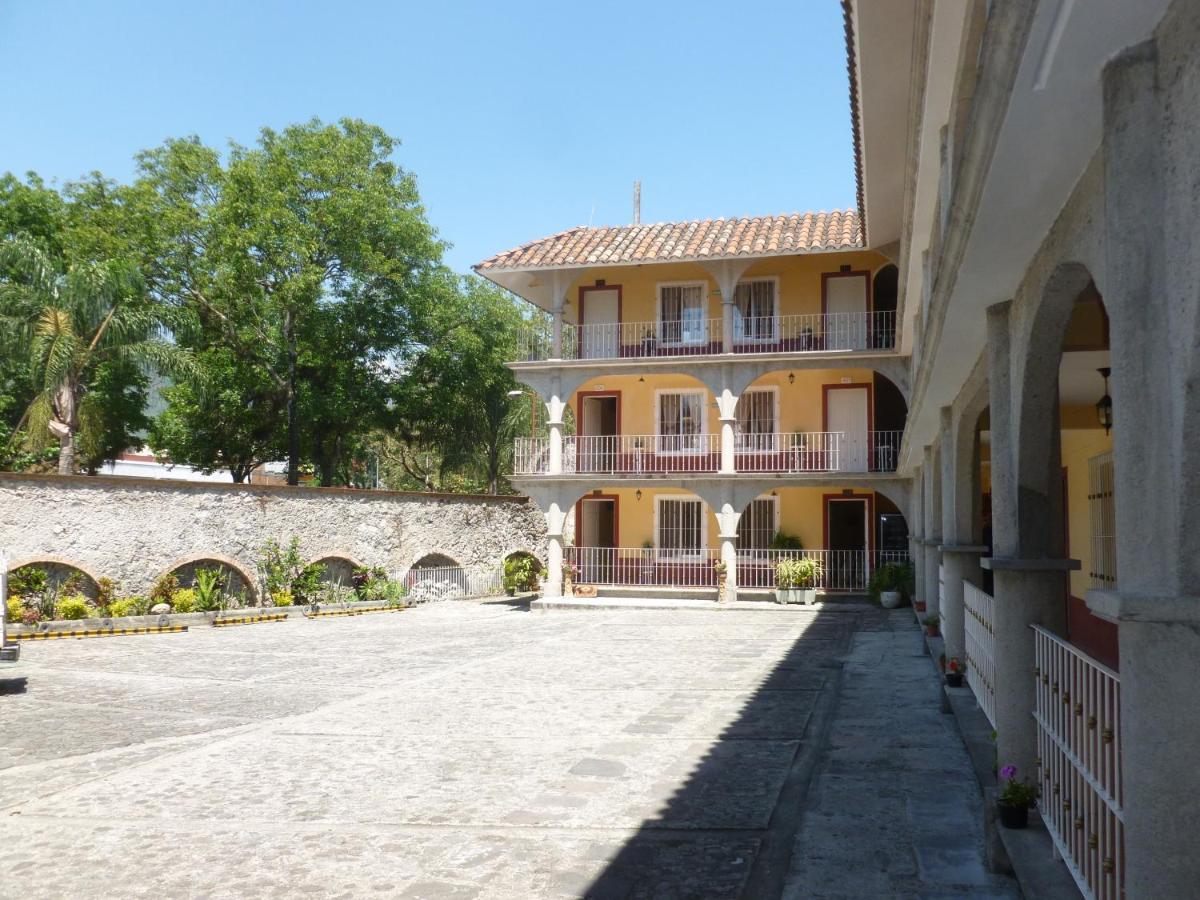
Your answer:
[6,596,23,622]
[769,532,804,551]
[776,557,822,589]
[109,596,148,618]
[150,573,180,605]
[271,589,294,607]
[19,608,41,625]
[503,555,543,593]
[998,765,1039,807]
[868,562,910,603]
[10,566,48,598]
[55,594,95,620]
[95,577,118,615]
[170,588,198,613]
[381,581,407,607]
[293,562,326,604]
[193,568,226,612]
[352,565,387,599]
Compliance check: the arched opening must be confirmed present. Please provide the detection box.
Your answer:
[305,555,361,592]
[872,264,899,348]
[410,553,460,570]
[502,550,544,594]
[404,553,468,602]
[1015,267,1118,667]
[161,557,258,607]
[7,560,102,621]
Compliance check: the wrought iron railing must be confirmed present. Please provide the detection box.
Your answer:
[1033,625,1123,900]
[963,580,997,727]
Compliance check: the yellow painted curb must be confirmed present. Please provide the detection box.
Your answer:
[211,614,288,627]
[14,625,189,641]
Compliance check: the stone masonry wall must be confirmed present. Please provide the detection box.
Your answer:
[0,474,547,598]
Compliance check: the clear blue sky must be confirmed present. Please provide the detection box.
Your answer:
[0,0,855,274]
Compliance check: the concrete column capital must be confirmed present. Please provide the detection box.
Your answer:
[1086,589,1200,625]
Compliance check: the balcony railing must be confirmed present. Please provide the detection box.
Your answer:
[516,311,896,362]
[963,580,997,728]
[566,547,909,592]
[513,429,904,475]
[1033,625,1123,900]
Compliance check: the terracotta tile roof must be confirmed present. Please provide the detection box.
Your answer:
[473,211,863,272]
[842,0,867,243]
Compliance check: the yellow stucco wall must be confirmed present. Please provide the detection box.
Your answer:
[560,249,890,326]
[575,485,868,551]
[571,368,879,436]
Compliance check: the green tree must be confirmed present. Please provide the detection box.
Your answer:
[130,118,444,485]
[149,347,285,483]
[76,358,151,475]
[0,238,189,473]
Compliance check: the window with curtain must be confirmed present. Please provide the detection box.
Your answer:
[737,497,778,551]
[733,279,777,341]
[735,389,776,450]
[657,497,704,558]
[657,390,704,452]
[659,283,706,344]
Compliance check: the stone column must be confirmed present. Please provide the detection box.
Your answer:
[541,497,568,599]
[910,464,925,610]
[922,443,942,619]
[714,487,742,603]
[938,546,985,663]
[550,300,565,360]
[546,386,566,476]
[715,387,739,474]
[939,405,984,663]
[722,297,736,353]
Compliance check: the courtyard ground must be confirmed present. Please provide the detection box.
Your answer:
[0,600,1018,898]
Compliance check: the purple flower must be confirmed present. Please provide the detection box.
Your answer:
[1000,764,1017,780]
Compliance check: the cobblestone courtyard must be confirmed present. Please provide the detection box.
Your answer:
[0,601,1016,898]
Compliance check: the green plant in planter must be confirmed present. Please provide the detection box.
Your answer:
[170,588,198,613]
[769,532,803,551]
[922,613,941,633]
[109,596,148,618]
[271,589,294,607]
[868,562,909,604]
[776,557,823,604]
[94,577,118,617]
[54,594,95,620]
[503,555,543,594]
[997,764,1039,828]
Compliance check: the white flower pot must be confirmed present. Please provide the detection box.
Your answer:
[880,590,902,609]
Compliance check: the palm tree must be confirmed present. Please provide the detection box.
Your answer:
[0,238,191,474]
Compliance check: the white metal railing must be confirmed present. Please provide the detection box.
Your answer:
[516,310,896,362]
[568,434,720,474]
[736,549,910,591]
[1033,625,1123,900]
[567,547,721,587]
[402,565,502,602]
[563,549,909,592]
[733,432,841,472]
[963,580,996,727]
[513,437,549,475]
[868,430,904,472]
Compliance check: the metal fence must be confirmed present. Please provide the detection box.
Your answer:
[963,580,997,727]
[401,565,503,603]
[1033,625,1123,900]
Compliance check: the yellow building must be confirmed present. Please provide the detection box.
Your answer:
[475,212,911,599]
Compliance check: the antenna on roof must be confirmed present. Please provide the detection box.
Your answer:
[633,180,641,224]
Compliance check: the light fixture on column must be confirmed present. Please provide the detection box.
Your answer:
[1095,367,1113,434]
[788,372,795,384]
[635,488,643,501]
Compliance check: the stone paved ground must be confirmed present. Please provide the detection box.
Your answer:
[0,601,1017,898]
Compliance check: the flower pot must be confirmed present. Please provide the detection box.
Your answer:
[880,590,902,609]
[915,600,927,613]
[998,802,1029,829]
[776,588,803,605]
[945,672,964,688]
[925,625,939,637]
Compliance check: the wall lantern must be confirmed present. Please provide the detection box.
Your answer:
[635,488,643,501]
[1095,367,1113,435]
[788,372,795,384]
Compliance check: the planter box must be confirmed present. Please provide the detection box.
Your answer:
[880,590,903,609]
[776,588,817,605]
[998,802,1029,829]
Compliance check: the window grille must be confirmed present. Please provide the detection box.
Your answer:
[658,498,704,558]
[657,391,704,452]
[733,279,776,340]
[737,497,777,550]
[1088,451,1117,589]
[660,284,706,344]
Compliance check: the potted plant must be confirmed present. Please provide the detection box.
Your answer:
[868,562,907,609]
[713,559,728,603]
[776,557,822,605]
[997,764,1038,829]
[945,656,965,688]
[923,613,940,636]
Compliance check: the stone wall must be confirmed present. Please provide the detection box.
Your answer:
[0,473,546,598]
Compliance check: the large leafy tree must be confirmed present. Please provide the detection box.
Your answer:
[129,118,444,485]
[0,238,190,473]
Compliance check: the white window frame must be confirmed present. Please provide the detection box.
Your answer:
[732,276,780,343]
[654,494,708,561]
[656,281,709,347]
[735,386,779,452]
[736,493,780,553]
[654,388,708,455]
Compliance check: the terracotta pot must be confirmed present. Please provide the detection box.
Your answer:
[998,802,1029,829]
[925,625,939,637]
[915,601,927,613]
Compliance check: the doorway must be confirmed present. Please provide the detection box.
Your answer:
[823,270,870,349]
[579,392,620,472]
[825,384,871,472]
[825,495,871,590]
[578,496,618,583]
[580,286,620,358]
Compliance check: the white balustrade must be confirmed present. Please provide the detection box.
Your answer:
[733,432,841,472]
[963,580,997,727]
[1032,625,1123,900]
[566,547,721,587]
[402,565,502,601]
